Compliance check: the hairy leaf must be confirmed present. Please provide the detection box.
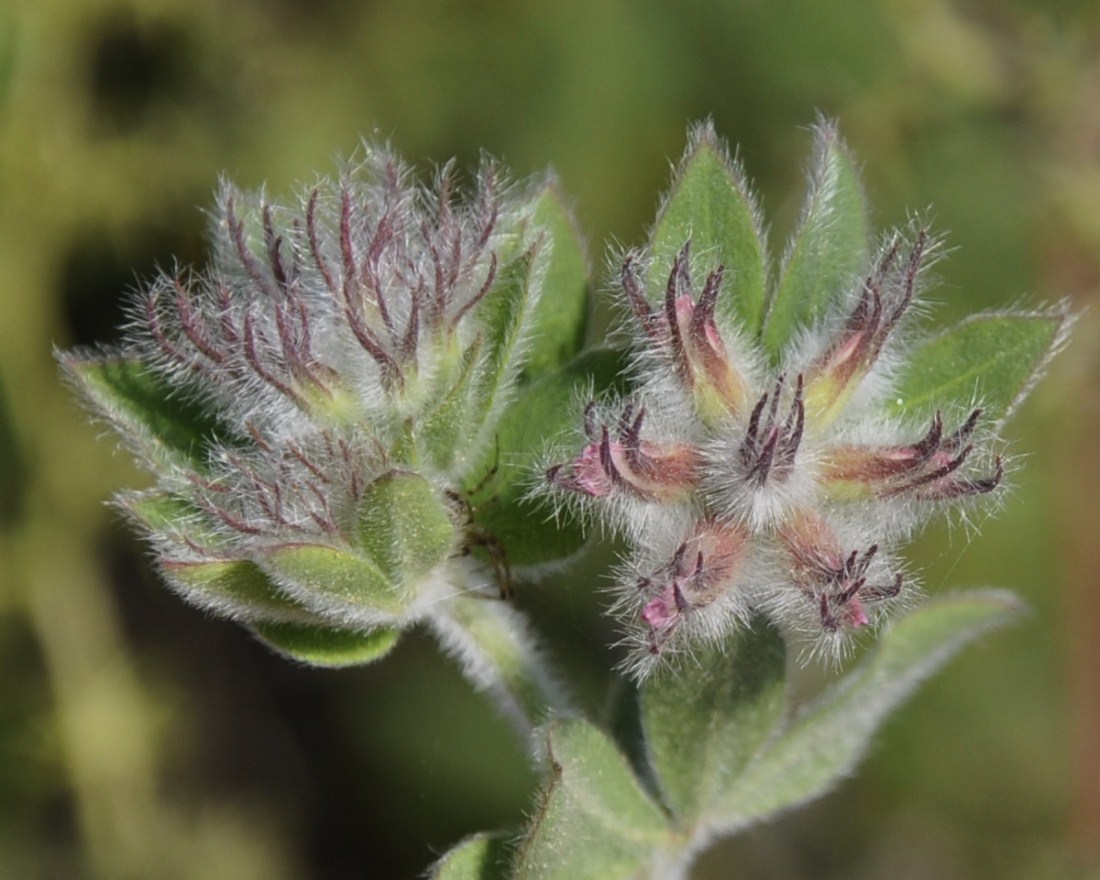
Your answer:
[521,183,590,380]
[419,337,484,470]
[158,557,313,622]
[702,591,1021,837]
[429,833,511,880]
[469,249,540,438]
[650,123,768,335]
[641,617,786,822]
[514,718,671,880]
[891,308,1072,426]
[356,471,457,587]
[61,354,237,472]
[251,620,401,668]
[764,120,867,358]
[121,490,224,549]
[260,543,409,620]
[464,347,630,569]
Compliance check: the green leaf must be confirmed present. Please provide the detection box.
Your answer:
[890,308,1072,426]
[259,542,409,619]
[158,557,316,622]
[463,347,631,570]
[356,471,457,586]
[121,490,224,549]
[513,718,671,880]
[125,490,407,665]
[606,677,657,804]
[703,591,1022,837]
[60,353,237,472]
[650,123,768,335]
[124,491,363,629]
[260,475,455,621]
[130,490,408,665]
[418,336,483,470]
[764,120,868,359]
[521,183,590,381]
[640,617,786,822]
[429,833,511,880]
[469,249,540,436]
[250,620,401,668]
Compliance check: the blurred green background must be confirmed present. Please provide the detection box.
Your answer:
[2,0,1099,877]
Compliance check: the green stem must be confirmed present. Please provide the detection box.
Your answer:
[421,565,572,740]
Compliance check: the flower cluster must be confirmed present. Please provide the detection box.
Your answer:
[545,124,1015,674]
[61,145,580,669]
[62,121,1068,697]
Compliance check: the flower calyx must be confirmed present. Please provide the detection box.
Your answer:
[822,408,1004,501]
[545,402,700,502]
[623,242,750,422]
[804,231,929,424]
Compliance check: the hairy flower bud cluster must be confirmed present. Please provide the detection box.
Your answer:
[62,145,571,664]
[547,200,1009,674]
[146,154,507,436]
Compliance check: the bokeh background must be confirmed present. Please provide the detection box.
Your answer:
[2,0,1100,877]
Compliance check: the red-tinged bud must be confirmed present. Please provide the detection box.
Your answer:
[820,409,1003,501]
[638,521,751,653]
[778,510,902,634]
[547,403,700,501]
[803,232,927,424]
[623,244,750,421]
[738,373,805,488]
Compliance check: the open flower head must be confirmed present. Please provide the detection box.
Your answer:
[545,120,1071,676]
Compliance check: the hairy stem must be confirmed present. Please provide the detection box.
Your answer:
[420,565,573,742]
